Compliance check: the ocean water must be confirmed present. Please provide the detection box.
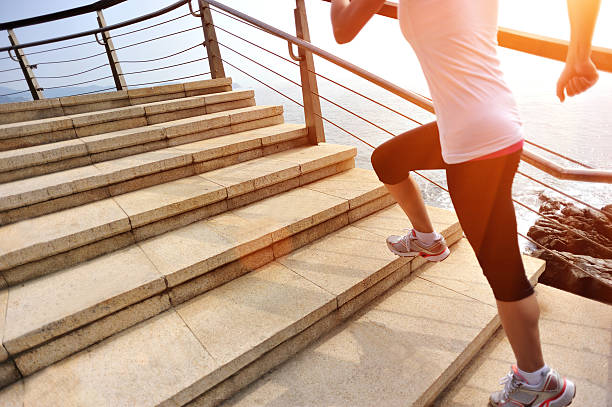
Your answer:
[234,47,612,252]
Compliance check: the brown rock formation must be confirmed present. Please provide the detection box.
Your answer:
[527,194,612,304]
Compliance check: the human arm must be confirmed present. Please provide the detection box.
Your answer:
[330,0,387,44]
[556,0,601,102]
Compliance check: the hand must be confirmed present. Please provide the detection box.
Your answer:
[556,57,599,102]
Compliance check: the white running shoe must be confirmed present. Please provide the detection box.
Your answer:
[386,229,450,262]
[489,365,576,407]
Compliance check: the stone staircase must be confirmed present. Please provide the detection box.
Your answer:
[0,78,549,406]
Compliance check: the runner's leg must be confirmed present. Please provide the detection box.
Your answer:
[446,150,544,372]
[371,121,447,232]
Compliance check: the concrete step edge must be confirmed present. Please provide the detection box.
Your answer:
[0,108,287,216]
[0,98,275,181]
[0,89,254,142]
[0,78,234,125]
[0,141,354,278]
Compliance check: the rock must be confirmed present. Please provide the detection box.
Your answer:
[533,249,612,305]
[527,193,612,304]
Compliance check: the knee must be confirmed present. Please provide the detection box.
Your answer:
[370,146,385,179]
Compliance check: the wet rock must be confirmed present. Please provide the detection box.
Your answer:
[527,193,612,304]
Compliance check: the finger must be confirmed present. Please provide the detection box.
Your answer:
[556,77,567,102]
[568,76,595,98]
[567,78,578,97]
[576,77,592,94]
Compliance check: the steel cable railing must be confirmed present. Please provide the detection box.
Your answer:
[3,39,98,59]
[221,57,376,149]
[120,42,204,63]
[0,66,24,73]
[28,51,108,66]
[26,25,201,67]
[41,75,115,90]
[128,72,211,88]
[0,89,31,98]
[35,63,108,80]
[120,57,208,76]
[112,25,201,52]
[0,78,27,85]
[213,23,424,126]
[68,86,118,96]
[218,42,397,138]
[516,170,609,217]
[111,11,192,38]
[212,21,611,280]
[7,16,208,95]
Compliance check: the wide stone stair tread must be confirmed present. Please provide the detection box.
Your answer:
[0,166,393,378]
[0,97,275,182]
[0,78,234,125]
[0,115,292,218]
[0,141,353,280]
[0,88,251,143]
[0,202,468,406]
[219,237,546,407]
[0,89,255,170]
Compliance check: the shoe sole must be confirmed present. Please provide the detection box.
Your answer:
[387,244,450,262]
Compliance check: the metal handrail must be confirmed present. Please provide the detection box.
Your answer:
[0,0,128,30]
[205,0,612,183]
[0,0,190,53]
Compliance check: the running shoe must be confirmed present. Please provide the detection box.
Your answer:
[386,229,450,262]
[489,365,576,407]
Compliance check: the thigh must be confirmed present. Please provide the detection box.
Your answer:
[371,121,447,185]
[446,150,533,301]
[446,152,520,253]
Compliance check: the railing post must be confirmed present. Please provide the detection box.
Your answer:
[199,1,226,79]
[294,0,325,144]
[8,29,43,100]
[96,9,127,91]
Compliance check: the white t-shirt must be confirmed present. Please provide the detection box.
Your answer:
[398,0,524,164]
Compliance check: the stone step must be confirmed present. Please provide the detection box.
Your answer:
[0,202,465,406]
[0,167,396,382]
[0,88,254,153]
[218,237,546,407]
[0,141,355,285]
[435,285,611,407]
[0,78,233,125]
[0,107,287,225]
[0,91,259,183]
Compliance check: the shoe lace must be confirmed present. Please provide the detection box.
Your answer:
[499,372,523,401]
[399,228,415,250]
[400,229,445,248]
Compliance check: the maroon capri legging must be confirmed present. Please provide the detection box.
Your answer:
[370,121,534,302]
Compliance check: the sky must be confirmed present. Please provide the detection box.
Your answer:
[0,0,610,97]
